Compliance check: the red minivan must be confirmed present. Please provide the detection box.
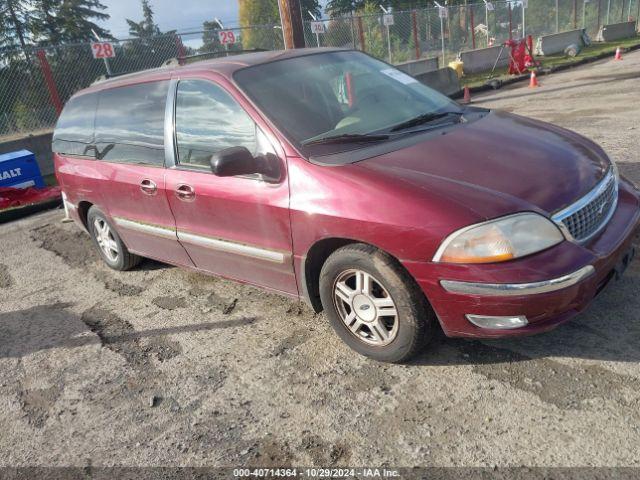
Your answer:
[54,48,640,362]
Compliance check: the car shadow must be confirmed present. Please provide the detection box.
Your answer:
[0,302,256,359]
[137,258,174,272]
[412,254,640,366]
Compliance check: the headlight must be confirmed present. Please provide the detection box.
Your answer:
[433,213,564,264]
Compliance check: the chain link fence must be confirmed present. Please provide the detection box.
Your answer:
[304,0,638,64]
[1,0,638,140]
[0,25,284,140]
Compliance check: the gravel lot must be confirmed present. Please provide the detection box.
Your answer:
[1,50,640,471]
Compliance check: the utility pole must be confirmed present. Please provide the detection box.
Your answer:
[278,0,306,49]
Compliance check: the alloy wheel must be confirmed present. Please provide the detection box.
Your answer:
[93,218,119,262]
[333,269,399,346]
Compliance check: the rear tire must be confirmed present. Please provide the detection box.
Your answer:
[87,206,141,271]
[319,243,434,363]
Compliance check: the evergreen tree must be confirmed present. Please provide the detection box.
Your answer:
[30,0,62,45]
[58,0,110,41]
[0,0,31,50]
[126,0,161,38]
[30,0,111,44]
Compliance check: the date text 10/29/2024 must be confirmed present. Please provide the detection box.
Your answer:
[233,468,401,478]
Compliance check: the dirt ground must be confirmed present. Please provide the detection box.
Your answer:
[1,50,640,471]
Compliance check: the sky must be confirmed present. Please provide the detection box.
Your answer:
[98,0,328,39]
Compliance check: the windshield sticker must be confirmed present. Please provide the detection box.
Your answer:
[380,68,418,85]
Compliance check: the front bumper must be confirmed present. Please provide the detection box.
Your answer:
[404,180,640,338]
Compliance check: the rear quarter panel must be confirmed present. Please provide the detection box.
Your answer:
[55,153,108,224]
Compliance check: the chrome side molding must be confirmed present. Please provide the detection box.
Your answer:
[113,217,176,240]
[177,231,286,264]
[113,216,286,264]
[440,265,595,296]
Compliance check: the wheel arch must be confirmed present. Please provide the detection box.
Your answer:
[77,200,93,231]
[302,237,420,313]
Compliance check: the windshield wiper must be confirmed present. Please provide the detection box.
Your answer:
[389,111,464,132]
[302,133,390,146]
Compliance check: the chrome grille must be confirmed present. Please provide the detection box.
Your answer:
[552,168,618,243]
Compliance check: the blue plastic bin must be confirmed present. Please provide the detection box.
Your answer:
[0,150,45,189]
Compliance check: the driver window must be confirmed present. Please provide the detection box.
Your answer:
[175,79,257,168]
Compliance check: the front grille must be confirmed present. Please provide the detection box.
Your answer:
[553,169,618,243]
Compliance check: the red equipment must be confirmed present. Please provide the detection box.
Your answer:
[0,186,61,211]
[505,37,535,75]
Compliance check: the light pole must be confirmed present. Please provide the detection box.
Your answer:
[482,0,491,46]
[434,1,446,65]
[555,0,559,32]
[379,5,392,63]
[582,0,589,28]
[606,0,611,24]
[522,0,527,39]
[308,11,321,47]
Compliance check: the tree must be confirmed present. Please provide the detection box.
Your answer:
[326,0,444,17]
[326,0,365,16]
[126,0,161,38]
[201,19,222,51]
[238,0,321,26]
[0,0,31,50]
[30,0,62,45]
[30,0,111,44]
[62,0,110,41]
[238,0,320,49]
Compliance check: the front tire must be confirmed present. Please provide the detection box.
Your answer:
[87,206,141,271]
[319,243,434,363]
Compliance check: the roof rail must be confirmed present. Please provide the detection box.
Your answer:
[91,49,269,85]
[91,69,143,85]
[164,48,268,66]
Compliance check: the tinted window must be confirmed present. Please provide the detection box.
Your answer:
[175,80,256,168]
[94,81,168,166]
[52,93,98,157]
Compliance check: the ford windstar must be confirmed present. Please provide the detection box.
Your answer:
[54,49,640,362]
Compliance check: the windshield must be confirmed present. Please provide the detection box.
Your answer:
[233,50,460,154]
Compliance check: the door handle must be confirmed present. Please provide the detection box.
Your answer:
[175,183,195,201]
[140,179,157,195]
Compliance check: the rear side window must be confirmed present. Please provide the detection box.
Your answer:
[94,81,169,166]
[52,93,98,157]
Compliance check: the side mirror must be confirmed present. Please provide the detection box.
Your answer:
[210,146,281,181]
[210,147,259,177]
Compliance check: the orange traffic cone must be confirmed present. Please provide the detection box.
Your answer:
[462,85,471,104]
[614,46,623,60]
[529,71,540,88]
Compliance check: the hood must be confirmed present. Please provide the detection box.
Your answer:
[356,110,611,216]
